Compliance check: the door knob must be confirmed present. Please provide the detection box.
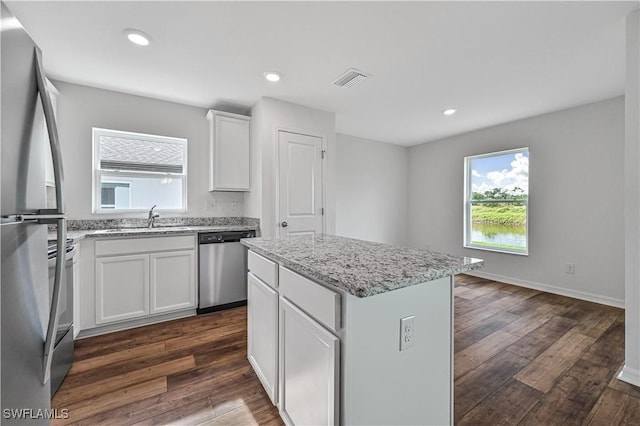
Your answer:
[281,221,288,228]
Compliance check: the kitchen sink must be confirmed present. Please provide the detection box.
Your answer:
[92,229,128,234]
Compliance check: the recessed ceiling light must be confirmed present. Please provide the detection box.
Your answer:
[263,71,282,82]
[123,28,151,46]
[442,108,457,116]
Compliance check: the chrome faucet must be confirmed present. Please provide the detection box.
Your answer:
[147,205,160,228]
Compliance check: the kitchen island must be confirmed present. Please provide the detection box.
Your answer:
[241,234,483,426]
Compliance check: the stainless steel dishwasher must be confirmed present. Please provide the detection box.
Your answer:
[197,230,256,314]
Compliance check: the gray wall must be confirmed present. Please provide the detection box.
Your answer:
[247,97,336,237]
[336,134,409,246]
[408,97,625,306]
[55,81,243,219]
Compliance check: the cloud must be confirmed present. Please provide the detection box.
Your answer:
[471,169,483,178]
[475,153,528,194]
[472,182,493,193]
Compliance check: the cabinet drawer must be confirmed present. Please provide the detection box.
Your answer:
[279,266,340,332]
[95,235,196,256]
[248,250,278,289]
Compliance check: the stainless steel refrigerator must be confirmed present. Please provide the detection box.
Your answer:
[1,2,68,423]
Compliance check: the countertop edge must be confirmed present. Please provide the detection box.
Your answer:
[50,225,260,244]
[242,239,484,298]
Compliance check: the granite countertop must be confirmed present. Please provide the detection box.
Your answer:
[47,217,260,244]
[48,225,258,244]
[241,234,483,298]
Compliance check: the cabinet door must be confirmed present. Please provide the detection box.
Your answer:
[248,273,279,404]
[279,297,339,426]
[95,254,149,324]
[210,112,250,191]
[149,250,196,314]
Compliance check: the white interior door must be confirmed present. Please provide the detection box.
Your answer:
[278,131,324,236]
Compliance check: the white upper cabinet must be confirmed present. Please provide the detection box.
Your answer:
[206,110,251,191]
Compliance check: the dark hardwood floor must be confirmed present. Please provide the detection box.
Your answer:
[53,275,640,425]
[53,307,283,425]
[454,274,639,425]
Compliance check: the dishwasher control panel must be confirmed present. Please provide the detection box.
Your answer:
[198,230,255,244]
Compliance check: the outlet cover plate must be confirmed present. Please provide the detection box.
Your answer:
[400,315,415,351]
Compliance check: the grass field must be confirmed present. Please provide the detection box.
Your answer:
[471,204,526,226]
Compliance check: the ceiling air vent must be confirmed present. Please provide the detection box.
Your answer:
[332,68,371,88]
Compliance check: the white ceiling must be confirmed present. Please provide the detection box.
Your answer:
[6,1,638,146]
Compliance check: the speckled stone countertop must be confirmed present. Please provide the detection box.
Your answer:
[47,217,259,244]
[241,234,483,298]
[48,225,258,244]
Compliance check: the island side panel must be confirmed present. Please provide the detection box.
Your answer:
[341,276,453,426]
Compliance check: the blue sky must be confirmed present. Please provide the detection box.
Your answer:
[471,151,529,194]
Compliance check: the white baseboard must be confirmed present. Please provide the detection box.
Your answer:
[618,365,640,387]
[465,271,624,309]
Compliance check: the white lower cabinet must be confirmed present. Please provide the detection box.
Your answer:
[247,272,279,404]
[95,254,149,324]
[279,297,339,426]
[92,235,197,328]
[150,250,196,314]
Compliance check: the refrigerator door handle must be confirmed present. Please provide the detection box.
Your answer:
[34,47,65,215]
[0,213,66,225]
[42,218,66,384]
[35,46,67,384]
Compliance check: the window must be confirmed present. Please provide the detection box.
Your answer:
[93,128,187,213]
[464,148,529,255]
[100,182,131,209]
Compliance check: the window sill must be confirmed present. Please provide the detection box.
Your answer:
[464,243,528,256]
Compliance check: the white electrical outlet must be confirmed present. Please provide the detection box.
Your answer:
[205,200,216,211]
[565,263,575,274]
[400,315,415,351]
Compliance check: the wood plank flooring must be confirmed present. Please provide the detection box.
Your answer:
[53,307,282,425]
[53,275,639,425]
[454,274,637,425]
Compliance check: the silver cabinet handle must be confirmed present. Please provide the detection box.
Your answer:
[281,221,288,228]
